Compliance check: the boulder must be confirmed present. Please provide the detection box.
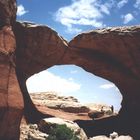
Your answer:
[89,136,111,140]
[114,136,133,140]
[89,134,133,140]
[20,124,48,140]
[38,117,88,140]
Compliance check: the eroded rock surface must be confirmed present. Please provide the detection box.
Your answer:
[14,21,68,76]
[0,0,17,27]
[0,0,140,139]
[0,1,24,139]
[61,26,140,138]
[13,21,69,124]
[20,117,87,140]
[20,124,48,140]
[31,92,90,113]
[39,117,88,140]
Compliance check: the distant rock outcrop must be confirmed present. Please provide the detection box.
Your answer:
[31,92,90,113]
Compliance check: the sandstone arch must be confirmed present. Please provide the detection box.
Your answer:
[0,0,140,139]
[14,21,140,139]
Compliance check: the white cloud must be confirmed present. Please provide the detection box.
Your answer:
[100,4,110,15]
[17,4,28,16]
[99,83,115,89]
[55,0,113,34]
[26,70,81,93]
[117,0,128,8]
[70,70,78,74]
[134,0,140,9]
[66,26,82,34]
[122,13,134,24]
[68,77,74,81]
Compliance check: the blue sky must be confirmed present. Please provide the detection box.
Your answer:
[17,0,140,111]
[17,0,140,40]
[26,65,122,111]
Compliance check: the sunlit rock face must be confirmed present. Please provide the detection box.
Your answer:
[0,0,24,140]
[0,0,140,139]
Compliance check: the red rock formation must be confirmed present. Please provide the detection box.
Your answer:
[0,1,24,140]
[0,0,140,139]
[14,22,140,139]
[0,25,24,140]
[67,27,140,119]
[13,21,68,124]
[65,27,140,138]
[0,0,17,27]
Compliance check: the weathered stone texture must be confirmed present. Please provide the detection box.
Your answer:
[14,22,68,76]
[0,0,17,27]
[13,23,140,139]
[0,26,24,140]
[0,0,140,139]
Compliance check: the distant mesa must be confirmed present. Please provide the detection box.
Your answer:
[30,92,115,119]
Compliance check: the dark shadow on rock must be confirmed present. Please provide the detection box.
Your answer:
[75,115,140,139]
[16,68,53,124]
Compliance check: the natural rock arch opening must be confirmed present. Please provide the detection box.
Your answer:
[26,65,122,113]
[14,22,140,139]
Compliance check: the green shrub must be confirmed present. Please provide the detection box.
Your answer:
[47,124,80,140]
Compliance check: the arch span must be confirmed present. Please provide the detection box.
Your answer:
[14,22,140,138]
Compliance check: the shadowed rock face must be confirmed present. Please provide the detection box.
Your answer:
[13,21,68,124]
[67,26,140,117]
[65,27,140,138]
[0,0,24,140]
[0,0,140,139]
[0,0,17,27]
[14,22,140,139]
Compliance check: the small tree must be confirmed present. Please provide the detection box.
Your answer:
[47,124,80,140]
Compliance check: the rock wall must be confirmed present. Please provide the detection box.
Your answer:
[64,27,140,138]
[0,0,140,139]
[0,0,24,140]
[14,21,140,139]
[0,0,17,27]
